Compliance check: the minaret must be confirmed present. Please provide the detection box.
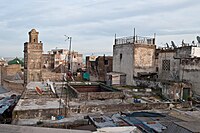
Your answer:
[24,29,43,85]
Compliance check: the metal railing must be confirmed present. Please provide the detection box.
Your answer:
[115,36,155,45]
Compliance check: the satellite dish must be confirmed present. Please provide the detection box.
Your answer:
[166,43,169,48]
[46,79,55,94]
[192,41,195,44]
[182,39,185,45]
[197,36,200,43]
[171,41,177,48]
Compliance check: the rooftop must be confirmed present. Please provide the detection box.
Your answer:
[14,98,62,111]
[0,124,91,133]
[115,36,155,45]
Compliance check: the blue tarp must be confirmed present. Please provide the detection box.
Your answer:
[0,96,18,114]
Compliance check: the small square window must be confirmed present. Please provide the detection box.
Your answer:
[104,60,108,65]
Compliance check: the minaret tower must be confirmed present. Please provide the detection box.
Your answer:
[24,29,43,85]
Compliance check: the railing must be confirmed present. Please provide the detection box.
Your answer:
[115,36,155,45]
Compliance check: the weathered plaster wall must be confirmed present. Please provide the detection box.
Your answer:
[86,56,113,82]
[175,46,192,58]
[133,78,191,100]
[180,59,200,96]
[113,44,133,85]
[133,44,156,76]
[158,51,180,81]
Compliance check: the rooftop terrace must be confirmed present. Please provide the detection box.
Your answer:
[115,36,155,45]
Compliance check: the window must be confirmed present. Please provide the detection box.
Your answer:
[162,60,170,71]
[104,60,108,65]
[156,67,159,72]
[120,53,122,60]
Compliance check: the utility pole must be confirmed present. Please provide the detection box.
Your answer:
[63,35,72,117]
[64,35,72,72]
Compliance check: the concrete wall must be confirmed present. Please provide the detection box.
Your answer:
[113,44,133,85]
[158,50,180,81]
[180,58,200,96]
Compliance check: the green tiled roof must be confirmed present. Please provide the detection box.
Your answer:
[8,57,24,66]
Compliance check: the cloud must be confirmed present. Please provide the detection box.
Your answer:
[0,0,200,57]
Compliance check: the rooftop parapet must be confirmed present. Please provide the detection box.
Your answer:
[115,36,155,45]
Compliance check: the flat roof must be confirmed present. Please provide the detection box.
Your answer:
[14,98,61,111]
[175,121,200,132]
[0,124,91,133]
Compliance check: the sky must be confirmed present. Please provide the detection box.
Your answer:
[0,0,200,57]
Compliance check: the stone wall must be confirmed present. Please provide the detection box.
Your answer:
[86,56,113,82]
[13,108,66,120]
[2,79,24,93]
[42,71,62,81]
[133,44,156,76]
[13,100,190,120]
[80,103,169,113]
[1,64,21,77]
[78,92,124,101]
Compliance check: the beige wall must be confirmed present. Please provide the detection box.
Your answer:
[42,71,62,81]
[3,79,24,93]
[2,64,21,77]
[134,47,154,67]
